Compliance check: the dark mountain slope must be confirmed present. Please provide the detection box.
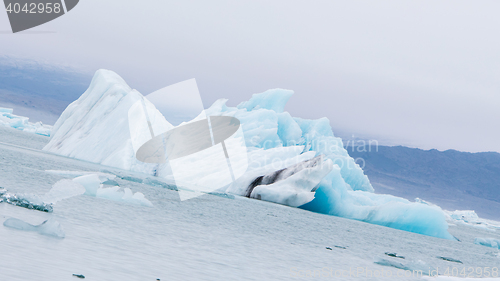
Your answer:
[347,145,500,220]
[0,57,91,124]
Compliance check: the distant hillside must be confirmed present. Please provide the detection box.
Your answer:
[0,57,91,124]
[347,145,500,220]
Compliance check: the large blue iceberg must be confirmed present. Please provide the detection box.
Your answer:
[43,69,454,240]
[205,89,453,240]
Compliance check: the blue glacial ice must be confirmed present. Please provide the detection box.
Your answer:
[205,87,453,239]
[70,174,153,207]
[43,69,454,239]
[0,107,52,136]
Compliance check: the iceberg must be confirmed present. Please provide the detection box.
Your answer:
[72,174,153,207]
[474,238,500,249]
[43,69,454,239]
[3,218,65,238]
[447,210,479,222]
[43,179,86,204]
[43,70,169,175]
[246,155,331,207]
[0,107,52,136]
[226,151,333,207]
[445,210,500,231]
[0,188,53,212]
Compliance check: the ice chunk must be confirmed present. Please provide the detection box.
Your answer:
[95,186,153,207]
[22,121,52,136]
[225,147,315,196]
[121,188,153,207]
[3,218,65,238]
[474,238,500,249]
[0,188,52,212]
[0,107,52,136]
[448,210,479,222]
[0,109,28,129]
[43,179,86,204]
[246,155,333,207]
[72,174,153,207]
[73,174,113,196]
[444,210,499,231]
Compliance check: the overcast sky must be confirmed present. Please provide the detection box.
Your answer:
[1,0,499,153]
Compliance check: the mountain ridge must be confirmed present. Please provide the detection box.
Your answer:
[347,145,500,220]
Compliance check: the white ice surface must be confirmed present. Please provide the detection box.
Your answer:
[1,134,500,281]
[43,70,172,174]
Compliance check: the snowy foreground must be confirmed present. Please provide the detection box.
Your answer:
[0,127,499,280]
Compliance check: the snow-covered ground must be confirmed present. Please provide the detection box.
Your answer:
[1,121,500,281]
